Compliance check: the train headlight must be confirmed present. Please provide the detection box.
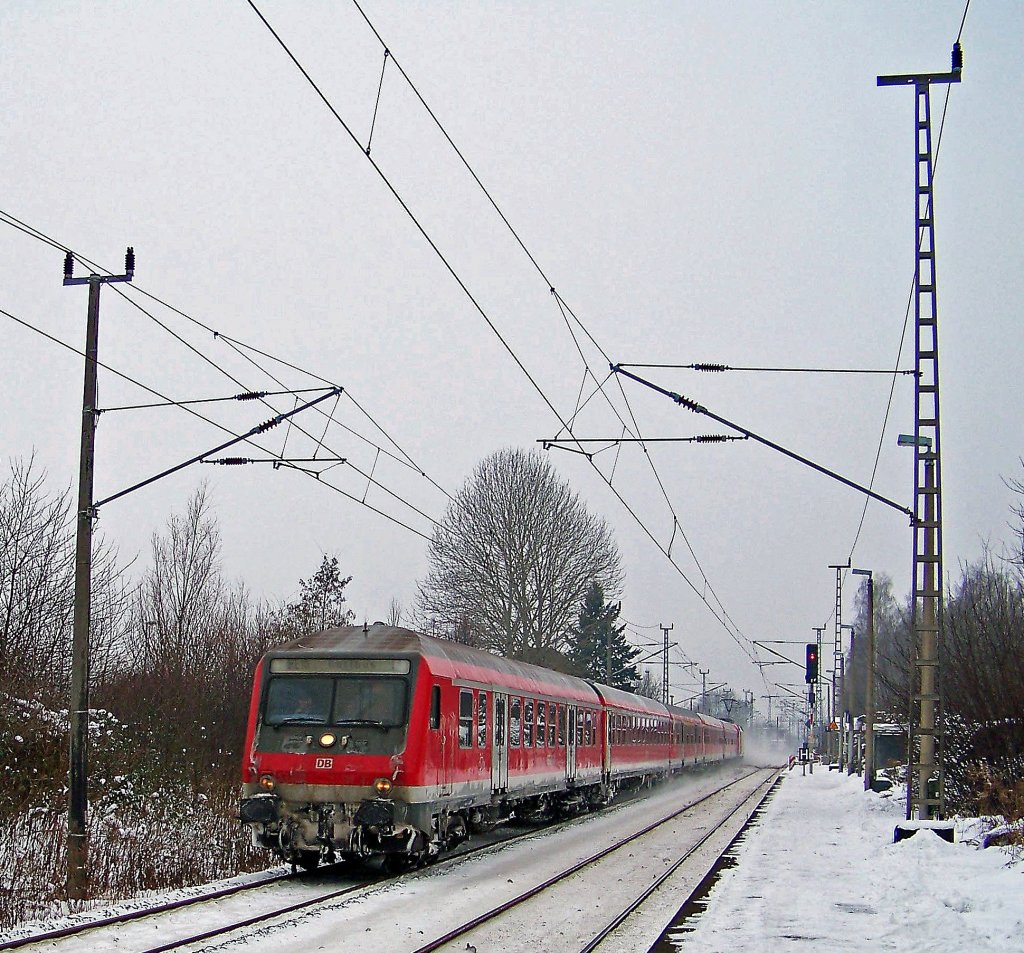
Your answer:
[373,776,393,797]
[318,732,337,748]
[258,774,276,792]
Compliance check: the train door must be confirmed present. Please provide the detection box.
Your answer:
[602,711,611,778]
[566,705,577,783]
[491,693,508,792]
[438,685,453,797]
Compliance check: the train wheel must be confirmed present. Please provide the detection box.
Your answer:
[444,814,468,848]
[295,849,321,872]
[382,853,416,874]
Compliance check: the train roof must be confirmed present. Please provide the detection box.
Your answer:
[264,623,601,704]
[589,681,671,716]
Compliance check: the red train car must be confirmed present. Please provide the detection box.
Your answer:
[240,624,741,869]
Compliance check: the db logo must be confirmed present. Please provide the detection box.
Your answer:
[315,758,334,769]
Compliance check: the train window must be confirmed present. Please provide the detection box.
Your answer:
[524,700,534,746]
[536,702,546,747]
[458,690,473,747]
[510,697,522,746]
[264,677,332,725]
[577,711,586,746]
[557,706,565,747]
[430,685,441,730]
[548,703,557,747]
[494,695,505,747]
[584,710,593,746]
[477,691,488,747]
[331,677,407,727]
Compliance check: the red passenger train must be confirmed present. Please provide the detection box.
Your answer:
[240,624,742,869]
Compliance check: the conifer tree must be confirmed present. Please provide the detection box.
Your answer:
[568,581,639,689]
[286,555,355,634]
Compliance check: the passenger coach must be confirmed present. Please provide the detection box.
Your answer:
[240,623,741,868]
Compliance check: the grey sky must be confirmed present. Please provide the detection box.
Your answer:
[2,1,1020,708]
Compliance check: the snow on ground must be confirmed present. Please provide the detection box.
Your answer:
[6,765,1021,952]
[677,767,1023,953]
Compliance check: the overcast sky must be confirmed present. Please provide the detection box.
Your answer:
[2,1,1020,712]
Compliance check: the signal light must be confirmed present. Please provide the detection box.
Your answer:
[805,644,819,683]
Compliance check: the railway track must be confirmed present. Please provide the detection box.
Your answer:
[4,765,771,953]
[410,765,780,953]
[0,819,532,953]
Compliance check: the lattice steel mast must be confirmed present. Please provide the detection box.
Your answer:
[878,41,962,820]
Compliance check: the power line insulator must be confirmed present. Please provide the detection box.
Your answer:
[694,434,728,443]
[210,457,250,466]
[125,246,135,277]
[693,363,727,372]
[952,41,963,72]
[63,251,74,279]
[236,391,267,401]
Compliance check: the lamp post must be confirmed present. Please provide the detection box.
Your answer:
[840,624,856,774]
[852,568,875,791]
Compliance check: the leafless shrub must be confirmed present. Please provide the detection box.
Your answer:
[0,786,268,933]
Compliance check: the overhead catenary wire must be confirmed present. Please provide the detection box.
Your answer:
[343,2,763,664]
[0,301,435,541]
[617,362,918,376]
[0,207,451,534]
[244,1,762,668]
[0,207,443,494]
[818,0,971,644]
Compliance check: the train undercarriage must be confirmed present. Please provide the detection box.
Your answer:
[240,778,625,871]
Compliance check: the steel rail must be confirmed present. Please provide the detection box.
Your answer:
[0,868,313,951]
[3,768,753,952]
[409,767,772,953]
[580,772,783,952]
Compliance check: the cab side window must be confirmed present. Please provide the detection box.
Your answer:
[430,685,441,730]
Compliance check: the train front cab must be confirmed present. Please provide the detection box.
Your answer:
[240,628,437,868]
[240,625,609,867]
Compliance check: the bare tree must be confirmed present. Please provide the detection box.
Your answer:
[1006,460,1024,575]
[131,484,226,680]
[634,669,661,700]
[0,456,72,690]
[941,553,1024,808]
[416,448,622,662]
[106,485,286,782]
[0,456,128,698]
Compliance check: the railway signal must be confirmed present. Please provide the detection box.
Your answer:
[805,644,818,683]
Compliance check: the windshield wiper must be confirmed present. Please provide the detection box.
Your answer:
[335,718,386,728]
[270,715,327,726]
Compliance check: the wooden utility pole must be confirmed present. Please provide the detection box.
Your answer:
[63,248,134,900]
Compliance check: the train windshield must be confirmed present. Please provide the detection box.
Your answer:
[264,676,408,728]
